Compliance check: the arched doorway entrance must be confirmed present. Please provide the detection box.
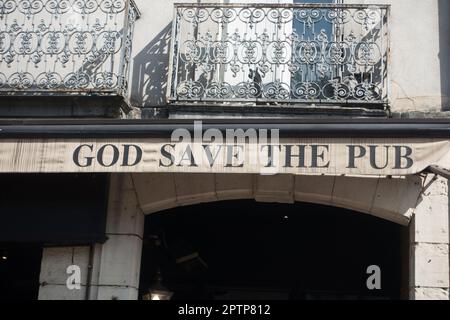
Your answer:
[139,200,408,300]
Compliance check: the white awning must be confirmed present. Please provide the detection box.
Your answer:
[0,137,449,177]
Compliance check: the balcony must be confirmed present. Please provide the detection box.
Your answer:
[168,3,389,109]
[0,0,139,114]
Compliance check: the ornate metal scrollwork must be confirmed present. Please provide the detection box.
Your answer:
[169,4,389,106]
[0,0,138,95]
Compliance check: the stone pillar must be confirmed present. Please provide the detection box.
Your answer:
[38,174,145,300]
[38,246,91,300]
[92,173,145,300]
[410,175,450,300]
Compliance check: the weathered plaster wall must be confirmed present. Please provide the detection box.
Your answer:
[128,0,449,115]
[346,0,449,113]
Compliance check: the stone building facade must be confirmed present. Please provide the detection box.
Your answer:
[0,0,449,300]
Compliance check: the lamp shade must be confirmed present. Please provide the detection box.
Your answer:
[143,270,173,301]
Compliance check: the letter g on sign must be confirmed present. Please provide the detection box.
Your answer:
[73,144,94,167]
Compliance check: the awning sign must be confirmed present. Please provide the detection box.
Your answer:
[0,138,449,176]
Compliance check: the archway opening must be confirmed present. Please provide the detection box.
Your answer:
[139,200,407,300]
[0,244,42,300]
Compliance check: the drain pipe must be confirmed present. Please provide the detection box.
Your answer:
[85,244,95,300]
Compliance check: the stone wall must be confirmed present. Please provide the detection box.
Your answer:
[38,172,450,300]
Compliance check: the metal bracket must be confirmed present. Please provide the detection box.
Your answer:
[426,165,450,180]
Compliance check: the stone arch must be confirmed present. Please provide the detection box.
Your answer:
[66,173,447,301]
[132,173,424,226]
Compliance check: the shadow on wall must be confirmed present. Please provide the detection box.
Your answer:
[439,0,450,111]
[131,23,172,108]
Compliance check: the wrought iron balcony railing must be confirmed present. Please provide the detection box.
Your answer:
[0,0,139,99]
[168,3,390,107]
